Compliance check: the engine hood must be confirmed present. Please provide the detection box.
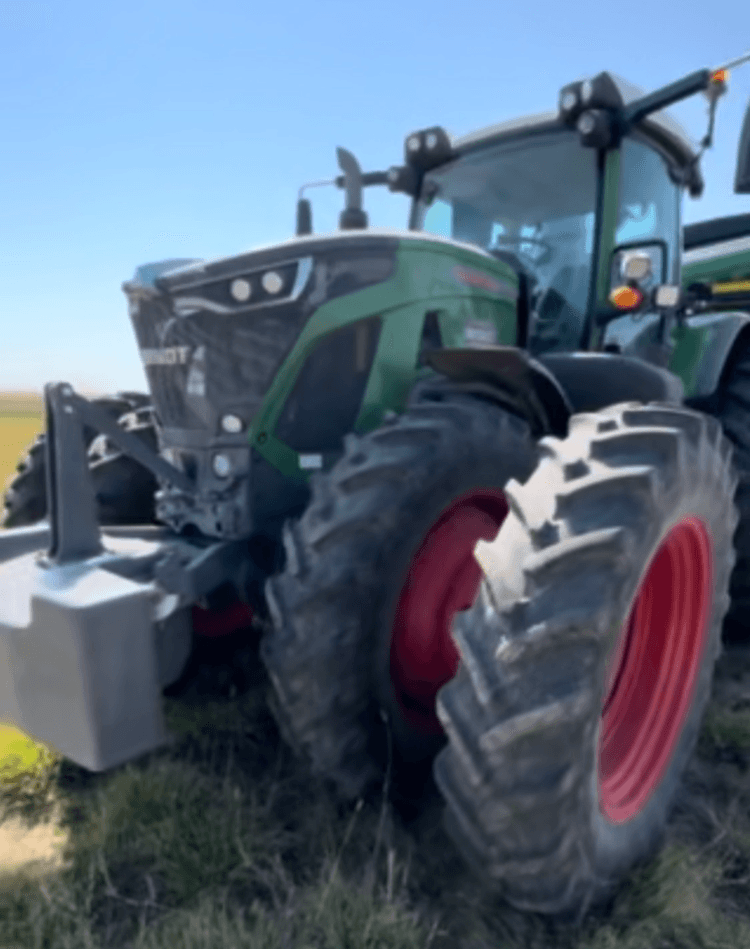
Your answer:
[124,228,497,299]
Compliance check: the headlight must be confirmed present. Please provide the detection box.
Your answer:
[261,270,284,294]
[212,454,232,477]
[220,414,244,434]
[230,278,252,302]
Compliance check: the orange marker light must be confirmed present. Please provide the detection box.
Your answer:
[609,285,643,309]
[710,69,728,85]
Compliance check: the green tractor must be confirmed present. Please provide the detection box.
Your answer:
[2,53,750,918]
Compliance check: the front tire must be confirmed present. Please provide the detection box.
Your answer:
[2,396,158,528]
[434,403,737,917]
[261,386,537,798]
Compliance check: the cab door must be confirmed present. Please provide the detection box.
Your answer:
[598,136,682,366]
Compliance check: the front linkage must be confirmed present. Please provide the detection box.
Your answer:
[0,382,260,771]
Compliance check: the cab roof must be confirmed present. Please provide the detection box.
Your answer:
[451,73,698,176]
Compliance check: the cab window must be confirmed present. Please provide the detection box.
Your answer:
[615,137,681,287]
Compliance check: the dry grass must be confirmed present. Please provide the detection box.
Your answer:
[1,405,750,948]
[0,639,748,949]
[0,391,44,419]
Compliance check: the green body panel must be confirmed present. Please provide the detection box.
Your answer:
[250,239,518,480]
[669,311,750,397]
[354,304,428,432]
[670,239,750,397]
[604,305,750,400]
[682,248,750,286]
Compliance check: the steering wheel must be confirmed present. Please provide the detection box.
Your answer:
[528,284,586,353]
[491,237,553,267]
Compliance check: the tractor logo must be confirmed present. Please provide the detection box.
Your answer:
[140,346,192,366]
[464,319,498,347]
[155,317,179,346]
[452,265,504,294]
[186,346,207,397]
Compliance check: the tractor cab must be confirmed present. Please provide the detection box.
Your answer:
[412,73,699,361]
[414,120,600,355]
[295,62,750,376]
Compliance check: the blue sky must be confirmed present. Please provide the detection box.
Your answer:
[2,0,749,394]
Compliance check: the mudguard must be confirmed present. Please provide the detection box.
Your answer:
[427,347,684,436]
[426,347,571,437]
[538,351,684,410]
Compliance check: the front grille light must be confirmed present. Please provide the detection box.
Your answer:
[261,270,284,294]
[221,414,244,434]
[169,256,313,317]
[230,278,252,302]
[212,454,232,477]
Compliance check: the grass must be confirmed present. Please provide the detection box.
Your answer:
[1,399,750,948]
[0,392,44,418]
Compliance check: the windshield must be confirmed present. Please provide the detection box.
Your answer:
[415,130,599,353]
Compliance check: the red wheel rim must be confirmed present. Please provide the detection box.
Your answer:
[598,517,713,823]
[390,490,508,735]
[192,600,254,637]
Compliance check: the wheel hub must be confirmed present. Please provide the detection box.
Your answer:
[390,489,508,735]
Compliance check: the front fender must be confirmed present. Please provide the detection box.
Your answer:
[427,347,685,438]
[426,347,571,437]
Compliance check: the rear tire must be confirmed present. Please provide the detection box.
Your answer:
[709,344,750,642]
[433,402,736,918]
[2,394,158,528]
[261,386,537,798]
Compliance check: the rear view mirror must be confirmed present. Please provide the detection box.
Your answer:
[736,99,750,193]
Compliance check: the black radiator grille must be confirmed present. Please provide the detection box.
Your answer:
[129,296,308,431]
[124,238,398,436]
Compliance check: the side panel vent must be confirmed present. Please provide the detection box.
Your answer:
[274,316,382,453]
[418,311,443,367]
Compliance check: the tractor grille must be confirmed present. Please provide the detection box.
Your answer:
[124,238,397,438]
[128,294,308,431]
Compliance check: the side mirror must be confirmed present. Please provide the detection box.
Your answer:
[736,99,750,193]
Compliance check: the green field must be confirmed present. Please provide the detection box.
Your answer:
[1,395,750,947]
